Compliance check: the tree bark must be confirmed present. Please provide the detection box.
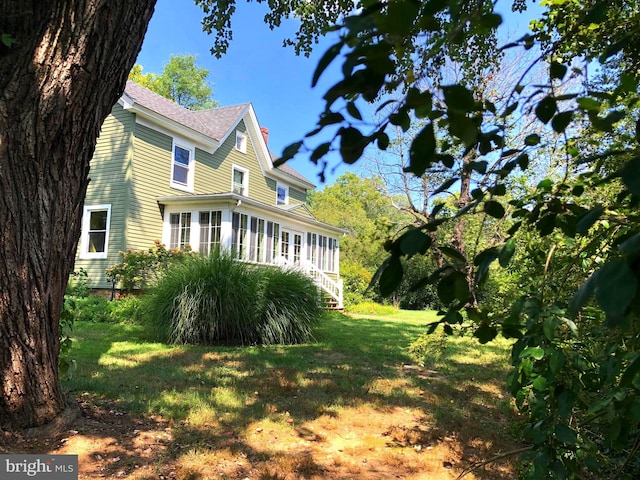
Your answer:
[0,0,156,429]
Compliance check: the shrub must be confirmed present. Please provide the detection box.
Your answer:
[64,294,149,324]
[106,241,195,293]
[149,250,323,346]
[66,268,90,297]
[346,301,398,316]
[407,328,449,367]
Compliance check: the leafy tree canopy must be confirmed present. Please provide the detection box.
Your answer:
[129,53,218,110]
[278,0,640,477]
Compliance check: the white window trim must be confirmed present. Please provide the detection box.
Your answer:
[79,204,111,260]
[232,164,249,196]
[170,139,195,193]
[276,183,289,206]
[235,130,247,154]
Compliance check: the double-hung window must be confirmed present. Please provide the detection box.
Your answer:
[80,204,111,259]
[171,142,194,192]
[232,165,248,196]
[276,183,288,205]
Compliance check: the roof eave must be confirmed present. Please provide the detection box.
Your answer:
[121,100,219,153]
[156,193,347,234]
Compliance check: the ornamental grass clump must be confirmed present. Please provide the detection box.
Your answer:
[255,267,322,345]
[149,250,322,346]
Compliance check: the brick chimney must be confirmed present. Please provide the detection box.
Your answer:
[260,126,269,146]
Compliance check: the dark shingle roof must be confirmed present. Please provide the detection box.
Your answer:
[124,80,248,141]
[124,80,313,186]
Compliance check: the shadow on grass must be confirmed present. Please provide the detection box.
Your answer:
[61,312,522,479]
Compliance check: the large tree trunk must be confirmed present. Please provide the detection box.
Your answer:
[0,0,156,429]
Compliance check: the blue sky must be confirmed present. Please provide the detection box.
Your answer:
[135,0,543,187]
[135,0,347,186]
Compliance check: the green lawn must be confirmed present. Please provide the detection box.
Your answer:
[63,309,522,479]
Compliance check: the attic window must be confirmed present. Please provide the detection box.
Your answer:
[235,131,247,153]
[276,184,288,205]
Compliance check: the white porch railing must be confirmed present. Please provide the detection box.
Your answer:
[274,257,343,309]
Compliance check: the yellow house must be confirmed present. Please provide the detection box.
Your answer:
[75,81,344,308]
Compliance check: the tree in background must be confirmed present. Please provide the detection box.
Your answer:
[308,173,399,305]
[280,0,640,477]
[129,54,219,110]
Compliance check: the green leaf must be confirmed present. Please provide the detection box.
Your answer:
[319,111,345,127]
[576,97,601,112]
[576,206,605,235]
[277,141,303,164]
[550,61,567,81]
[503,101,518,118]
[432,177,457,196]
[378,256,404,297]
[408,123,436,176]
[447,113,479,146]
[557,389,575,417]
[619,233,640,255]
[537,214,557,236]
[517,153,529,170]
[551,111,573,133]
[443,308,464,325]
[474,323,498,344]
[507,221,522,236]
[498,238,516,267]
[399,229,431,256]
[543,317,557,341]
[549,350,566,376]
[312,43,342,87]
[339,127,368,164]
[474,247,499,285]
[437,270,469,305]
[390,109,411,131]
[621,156,640,196]
[555,424,577,446]
[525,134,540,145]
[346,101,363,120]
[442,84,476,113]
[484,200,505,219]
[532,376,548,391]
[377,132,390,150]
[535,96,557,124]
[620,354,640,387]
[438,246,466,263]
[594,260,638,320]
[520,346,544,360]
[568,276,595,319]
[310,142,331,163]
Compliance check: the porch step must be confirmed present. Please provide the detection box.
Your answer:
[322,295,343,311]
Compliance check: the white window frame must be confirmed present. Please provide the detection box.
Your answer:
[79,204,111,259]
[276,183,289,206]
[170,140,195,192]
[235,130,247,154]
[232,164,249,196]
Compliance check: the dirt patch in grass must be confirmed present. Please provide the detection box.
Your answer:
[1,381,520,480]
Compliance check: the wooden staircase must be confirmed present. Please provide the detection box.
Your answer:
[301,262,344,310]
